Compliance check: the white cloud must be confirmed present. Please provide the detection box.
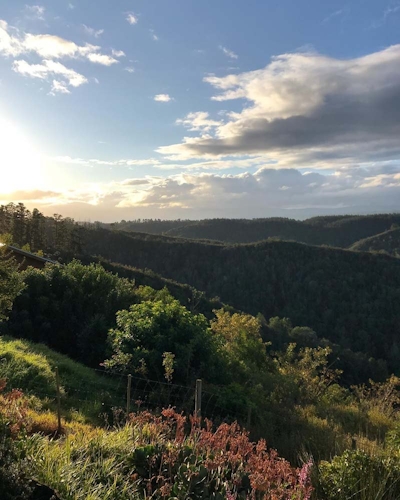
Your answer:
[67,3,74,10]
[219,45,238,60]
[125,66,134,73]
[126,13,138,25]
[50,79,70,95]
[13,59,88,90]
[177,112,222,132]
[82,24,104,38]
[25,5,45,21]
[112,49,125,58]
[0,20,122,92]
[154,93,173,102]
[86,52,118,65]
[157,45,400,167]
[0,21,23,57]
[0,22,121,63]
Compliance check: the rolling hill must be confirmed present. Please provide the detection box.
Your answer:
[100,214,400,247]
[77,226,400,370]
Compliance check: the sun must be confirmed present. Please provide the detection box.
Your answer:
[0,118,44,194]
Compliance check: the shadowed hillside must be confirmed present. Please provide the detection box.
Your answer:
[78,226,400,370]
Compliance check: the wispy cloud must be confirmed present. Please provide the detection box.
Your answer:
[219,45,238,60]
[384,3,400,17]
[50,79,70,95]
[322,9,344,24]
[126,12,138,25]
[82,24,104,38]
[371,2,400,28]
[149,29,159,41]
[112,49,125,58]
[25,5,45,21]
[67,3,74,10]
[125,67,134,73]
[154,93,173,102]
[54,156,161,167]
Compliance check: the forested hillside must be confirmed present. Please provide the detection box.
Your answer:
[78,226,400,373]
[103,214,400,247]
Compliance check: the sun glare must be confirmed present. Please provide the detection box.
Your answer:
[0,118,44,194]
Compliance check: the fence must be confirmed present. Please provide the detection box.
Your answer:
[4,365,250,434]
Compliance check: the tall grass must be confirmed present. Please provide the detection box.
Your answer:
[0,336,123,423]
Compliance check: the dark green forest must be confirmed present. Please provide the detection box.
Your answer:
[101,214,400,247]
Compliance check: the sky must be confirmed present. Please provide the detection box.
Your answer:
[1,0,400,221]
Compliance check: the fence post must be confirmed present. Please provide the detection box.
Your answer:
[55,367,62,434]
[195,379,202,419]
[126,374,132,416]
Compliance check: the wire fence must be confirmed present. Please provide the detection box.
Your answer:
[2,363,250,432]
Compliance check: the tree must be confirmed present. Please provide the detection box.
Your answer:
[210,309,271,385]
[6,260,137,366]
[0,247,24,321]
[105,296,217,385]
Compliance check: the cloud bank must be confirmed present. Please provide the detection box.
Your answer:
[158,45,400,171]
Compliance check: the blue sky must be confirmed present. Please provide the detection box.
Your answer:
[1,0,400,221]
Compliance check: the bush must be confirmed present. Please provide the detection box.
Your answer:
[318,449,400,500]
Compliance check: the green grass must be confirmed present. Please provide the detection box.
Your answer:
[0,336,125,423]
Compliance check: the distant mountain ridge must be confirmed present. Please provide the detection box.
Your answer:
[99,214,400,248]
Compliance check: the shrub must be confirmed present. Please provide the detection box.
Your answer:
[318,449,400,500]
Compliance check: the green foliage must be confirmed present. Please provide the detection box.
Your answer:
[6,260,137,366]
[0,389,33,500]
[318,450,400,500]
[0,247,24,321]
[105,295,217,385]
[211,309,271,385]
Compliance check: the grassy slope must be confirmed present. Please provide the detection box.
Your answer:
[0,336,124,422]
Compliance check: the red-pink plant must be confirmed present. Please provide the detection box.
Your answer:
[128,407,313,499]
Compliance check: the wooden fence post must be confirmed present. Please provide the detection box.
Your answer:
[126,374,132,416]
[55,367,62,434]
[195,379,202,419]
